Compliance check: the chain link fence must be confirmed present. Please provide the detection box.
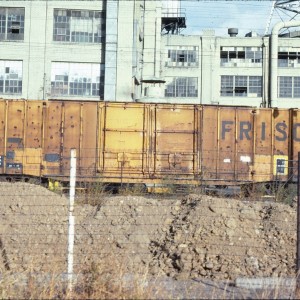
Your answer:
[0,152,299,299]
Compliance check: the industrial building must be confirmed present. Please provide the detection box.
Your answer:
[1,0,300,108]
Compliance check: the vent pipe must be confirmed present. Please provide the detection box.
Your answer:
[271,20,300,107]
[228,28,238,37]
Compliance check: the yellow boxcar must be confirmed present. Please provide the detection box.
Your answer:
[0,100,297,186]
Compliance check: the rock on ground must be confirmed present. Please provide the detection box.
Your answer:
[0,182,297,282]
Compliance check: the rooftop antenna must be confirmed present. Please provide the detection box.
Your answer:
[265,0,300,34]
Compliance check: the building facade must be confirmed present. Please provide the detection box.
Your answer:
[1,0,300,108]
[0,0,148,102]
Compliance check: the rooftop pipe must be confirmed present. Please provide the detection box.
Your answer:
[271,20,300,107]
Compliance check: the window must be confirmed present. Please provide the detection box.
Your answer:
[220,76,233,96]
[0,7,25,41]
[0,60,22,94]
[165,77,198,97]
[50,62,104,98]
[249,76,262,97]
[294,77,300,97]
[235,76,247,96]
[278,76,300,98]
[166,46,198,67]
[220,47,262,67]
[279,77,292,98]
[221,75,262,97]
[53,9,105,43]
[278,47,300,67]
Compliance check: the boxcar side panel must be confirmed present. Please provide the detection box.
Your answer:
[0,101,6,173]
[272,109,290,180]
[291,109,300,181]
[42,102,63,176]
[100,103,147,181]
[80,102,98,178]
[61,102,81,176]
[22,101,43,176]
[5,101,25,175]
[201,106,218,181]
[217,107,237,181]
[235,108,254,182]
[153,104,197,179]
[251,109,273,182]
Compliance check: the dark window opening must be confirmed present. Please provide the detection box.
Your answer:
[237,51,245,59]
[178,54,185,62]
[11,21,20,34]
[289,52,297,60]
[229,51,236,59]
[235,87,247,96]
[278,52,288,59]
[220,51,228,59]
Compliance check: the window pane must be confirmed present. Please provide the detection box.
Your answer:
[0,8,24,41]
[188,50,197,63]
[234,76,247,96]
[53,9,70,41]
[221,75,233,96]
[165,78,176,97]
[187,77,198,97]
[221,47,262,66]
[166,47,198,67]
[165,77,198,97]
[221,75,261,98]
[176,77,187,97]
[249,76,262,96]
[294,77,300,98]
[0,8,6,40]
[0,60,22,95]
[51,62,102,98]
[54,9,103,43]
[279,76,292,98]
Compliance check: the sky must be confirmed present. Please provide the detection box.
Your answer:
[179,1,300,37]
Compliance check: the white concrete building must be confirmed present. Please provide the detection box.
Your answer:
[0,0,147,102]
[1,0,300,108]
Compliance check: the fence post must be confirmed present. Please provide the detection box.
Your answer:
[67,149,76,294]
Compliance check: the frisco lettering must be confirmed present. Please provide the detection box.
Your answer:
[221,121,300,141]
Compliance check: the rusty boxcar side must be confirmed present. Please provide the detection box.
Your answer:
[0,100,297,186]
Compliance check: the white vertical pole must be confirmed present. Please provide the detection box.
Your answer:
[67,149,76,293]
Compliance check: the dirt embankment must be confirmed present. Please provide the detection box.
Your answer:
[0,182,297,282]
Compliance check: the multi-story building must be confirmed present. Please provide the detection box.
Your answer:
[0,0,149,102]
[159,27,300,108]
[1,0,300,108]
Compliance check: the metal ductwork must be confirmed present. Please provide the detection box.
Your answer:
[228,28,238,37]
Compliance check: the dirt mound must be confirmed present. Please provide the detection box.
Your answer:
[0,182,68,273]
[149,194,296,280]
[0,183,297,282]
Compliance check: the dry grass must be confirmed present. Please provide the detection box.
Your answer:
[0,258,166,299]
[1,260,300,299]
